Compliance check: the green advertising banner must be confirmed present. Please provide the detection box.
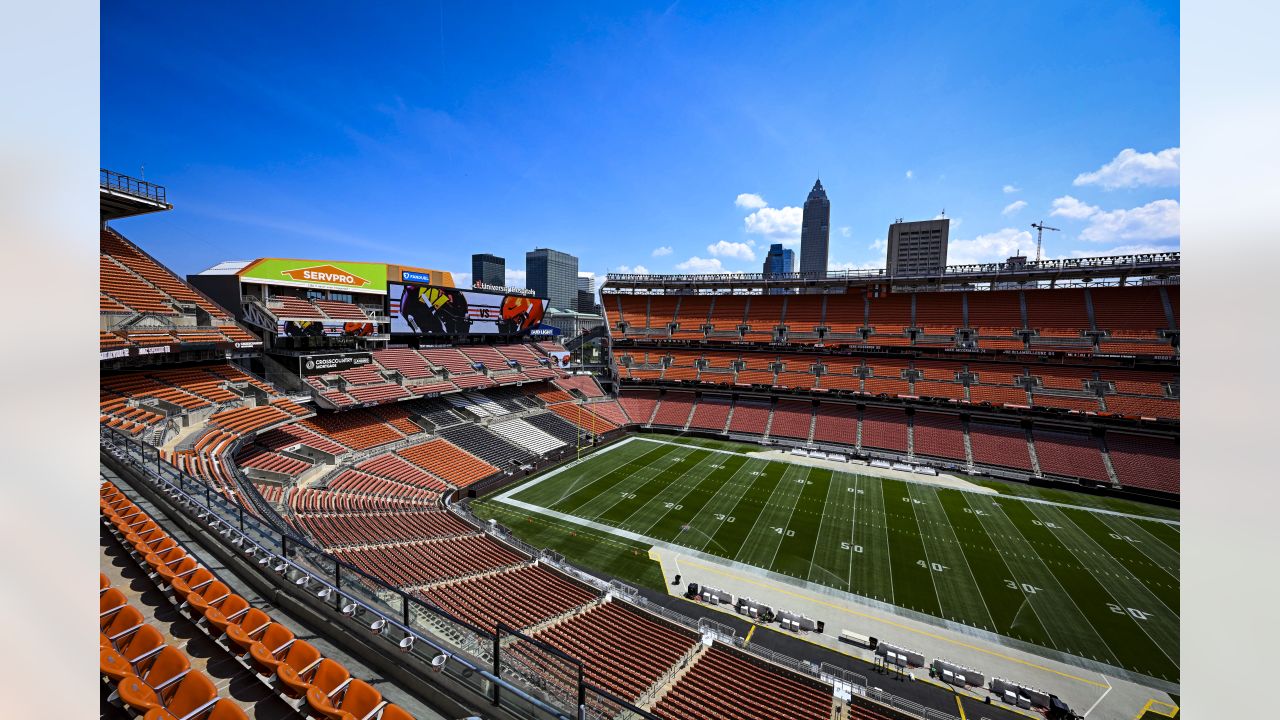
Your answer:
[238,258,389,293]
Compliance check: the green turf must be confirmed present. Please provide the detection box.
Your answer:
[469,500,668,593]
[491,435,1180,682]
[958,474,1179,521]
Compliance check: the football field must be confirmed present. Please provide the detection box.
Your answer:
[492,435,1180,683]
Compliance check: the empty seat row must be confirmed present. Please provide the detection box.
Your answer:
[100,481,419,720]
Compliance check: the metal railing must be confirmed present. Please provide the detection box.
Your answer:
[605,251,1179,285]
[100,168,168,204]
[103,424,989,720]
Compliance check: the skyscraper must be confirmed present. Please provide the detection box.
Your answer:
[526,248,579,311]
[799,179,830,276]
[885,218,950,275]
[576,275,598,314]
[762,243,794,276]
[471,253,505,287]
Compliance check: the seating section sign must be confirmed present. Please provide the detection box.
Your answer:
[389,283,549,337]
[298,352,373,376]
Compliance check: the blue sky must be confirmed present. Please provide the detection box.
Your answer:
[102,1,1179,289]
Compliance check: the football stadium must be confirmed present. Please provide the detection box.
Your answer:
[98,167,1179,720]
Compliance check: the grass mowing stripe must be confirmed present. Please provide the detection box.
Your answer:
[1059,509,1179,613]
[645,454,750,543]
[937,489,1053,644]
[1134,516,1181,553]
[666,457,764,555]
[629,451,735,537]
[809,469,855,592]
[908,484,998,631]
[1094,514,1180,581]
[542,443,682,514]
[734,464,812,569]
[774,467,836,585]
[510,439,655,506]
[879,478,943,618]
[591,448,708,525]
[995,499,1175,681]
[961,493,1107,661]
[472,501,666,592]
[1028,504,1180,666]
[960,476,1179,521]
[852,473,896,604]
[706,461,788,557]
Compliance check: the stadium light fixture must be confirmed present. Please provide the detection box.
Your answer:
[399,635,415,653]
[370,618,387,636]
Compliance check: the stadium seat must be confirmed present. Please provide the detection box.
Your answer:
[302,660,355,716]
[101,645,137,683]
[134,645,192,694]
[224,608,273,657]
[270,640,323,698]
[246,623,297,676]
[100,587,129,624]
[117,624,167,665]
[143,698,250,720]
[203,594,250,636]
[103,605,147,644]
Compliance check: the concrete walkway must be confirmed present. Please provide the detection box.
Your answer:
[647,545,1177,720]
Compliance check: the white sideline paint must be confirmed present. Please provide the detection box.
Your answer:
[507,436,1178,525]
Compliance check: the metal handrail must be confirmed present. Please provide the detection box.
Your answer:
[100,168,168,203]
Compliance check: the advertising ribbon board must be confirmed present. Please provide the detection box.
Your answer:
[298,352,373,376]
[240,259,389,294]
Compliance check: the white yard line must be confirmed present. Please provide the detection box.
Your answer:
[1082,674,1113,717]
[919,485,999,632]
[1027,504,1180,674]
[989,499,1125,668]
[877,476,896,604]
[904,482,948,620]
[958,492,1059,650]
[764,465,812,572]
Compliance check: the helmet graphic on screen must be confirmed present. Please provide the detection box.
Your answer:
[499,295,544,333]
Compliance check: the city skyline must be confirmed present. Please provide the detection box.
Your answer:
[102,2,1179,289]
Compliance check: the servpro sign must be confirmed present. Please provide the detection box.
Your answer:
[239,258,388,294]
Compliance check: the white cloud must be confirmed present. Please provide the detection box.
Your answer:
[948,227,1035,265]
[1074,147,1180,189]
[1003,184,1020,194]
[735,193,768,209]
[868,238,887,252]
[451,271,472,288]
[614,264,650,274]
[1078,199,1180,243]
[905,170,914,180]
[707,240,756,261]
[1002,200,1028,216]
[1050,196,1180,243]
[744,205,803,245]
[840,226,852,238]
[675,256,730,273]
[651,245,673,257]
[506,269,527,286]
[1050,195,1100,219]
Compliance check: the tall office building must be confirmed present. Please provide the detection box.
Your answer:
[799,179,831,276]
[885,218,950,275]
[526,248,579,310]
[576,275,598,314]
[471,253,505,287]
[762,243,795,276]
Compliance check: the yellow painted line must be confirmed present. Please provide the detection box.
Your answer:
[744,624,756,645]
[1135,698,1179,718]
[678,555,1110,689]
[955,694,967,720]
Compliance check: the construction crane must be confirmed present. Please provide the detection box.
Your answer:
[1030,221,1060,262]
